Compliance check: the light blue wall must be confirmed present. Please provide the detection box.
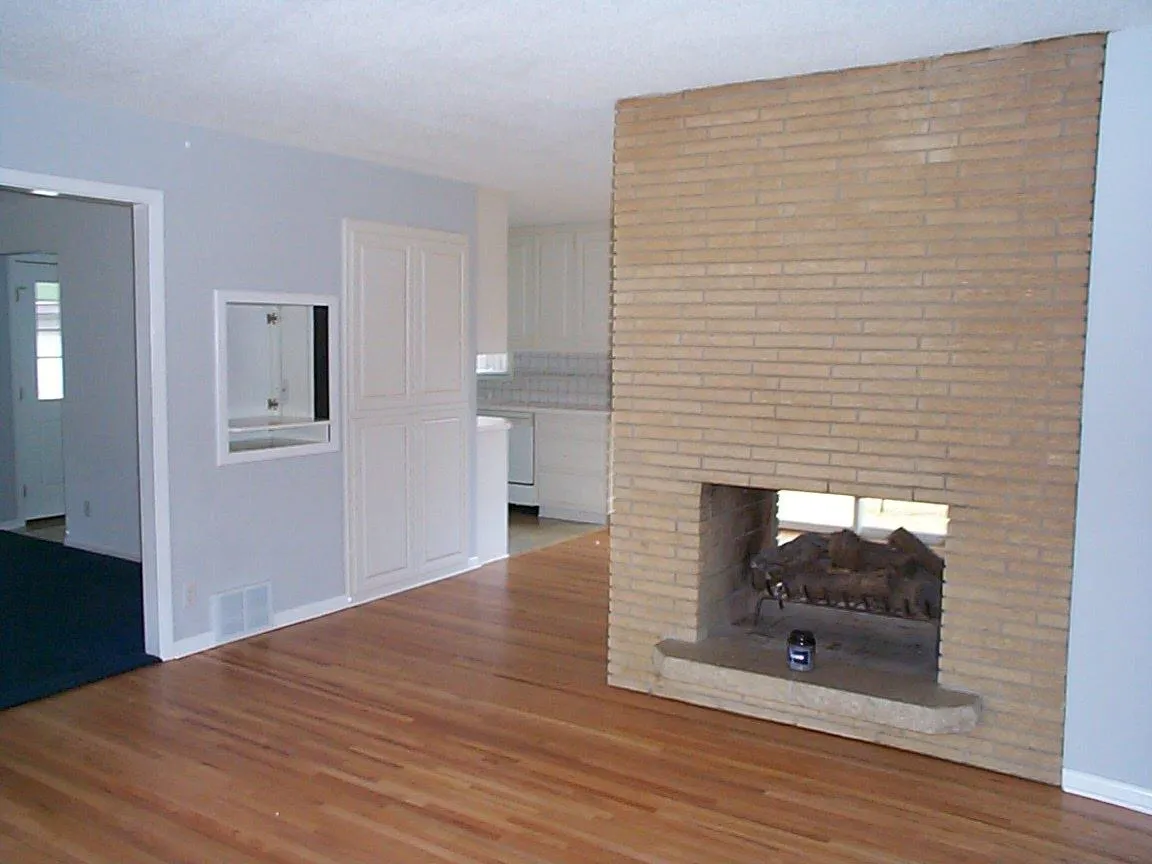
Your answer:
[1065,26,1152,802]
[0,192,138,557]
[0,80,478,641]
[0,258,14,523]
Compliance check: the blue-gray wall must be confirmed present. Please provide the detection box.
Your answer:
[1064,26,1152,806]
[0,79,478,642]
[0,258,14,523]
[0,192,138,557]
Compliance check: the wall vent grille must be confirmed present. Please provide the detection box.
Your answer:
[211,583,272,642]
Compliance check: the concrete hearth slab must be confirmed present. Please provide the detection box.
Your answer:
[656,636,981,735]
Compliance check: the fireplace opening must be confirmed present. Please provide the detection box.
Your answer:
[701,484,948,683]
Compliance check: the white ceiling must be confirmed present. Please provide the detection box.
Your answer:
[3,2,1151,225]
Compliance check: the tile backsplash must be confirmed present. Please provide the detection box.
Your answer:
[478,351,609,410]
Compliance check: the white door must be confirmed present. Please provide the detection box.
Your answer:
[346,228,411,415]
[344,221,470,600]
[7,254,65,521]
[416,412,467,569]
[416,239,468,405]
[348,417,410,594]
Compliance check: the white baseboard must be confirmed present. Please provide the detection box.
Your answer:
[166,594,350,660]
[272,594,350,630]
[1063,769,1152,815]
[160,559,483,662]
[167,630,217,659]
[539,504,606,524]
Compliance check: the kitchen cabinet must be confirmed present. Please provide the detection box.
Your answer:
[507,223,610,354]
[507,232,538,352]
[536,410,609,524]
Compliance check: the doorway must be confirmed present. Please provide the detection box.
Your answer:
[0,166,173,667]
[0,189,159,707]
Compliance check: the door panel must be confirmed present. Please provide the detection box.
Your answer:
[419,413,466,568]
[507,236,536,351]
[350,418,410,593]
[348,231,409,414]
[419,244,466,401]
[536,233,572,347]
[8,256,65,520]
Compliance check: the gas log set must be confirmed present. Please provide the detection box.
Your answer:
[750,528,944,623]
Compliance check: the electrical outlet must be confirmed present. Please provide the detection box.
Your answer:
[184,583,197,607]
[83,500,91,517]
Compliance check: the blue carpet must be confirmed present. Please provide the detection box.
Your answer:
[0,531,158,710]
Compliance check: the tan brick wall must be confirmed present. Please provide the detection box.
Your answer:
[608,35,1104,783]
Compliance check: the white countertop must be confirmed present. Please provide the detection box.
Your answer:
[479,403,609,416]
[476,414,512,431]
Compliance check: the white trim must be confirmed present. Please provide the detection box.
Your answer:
[539,504,607,525]
[272,594,350,629]
[345,558,480,608]
[0,167,173,660]
[1063,770,1152,815]
[341,221,354,601]
[212,289,339,466]
[167,630,217,660]
[165,559,480,659]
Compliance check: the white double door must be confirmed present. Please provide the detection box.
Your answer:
[6,254,65,521]
[344,221,470,599]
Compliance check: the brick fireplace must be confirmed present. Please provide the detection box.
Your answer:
[608,35,1104,783]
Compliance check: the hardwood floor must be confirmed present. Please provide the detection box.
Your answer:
[1,531,1149,863]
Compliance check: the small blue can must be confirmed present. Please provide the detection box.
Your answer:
[787,629,816,672]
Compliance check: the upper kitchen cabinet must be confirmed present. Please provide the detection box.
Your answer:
[508,231,539,353]
[508,223,610,354]
[574,227,611,353]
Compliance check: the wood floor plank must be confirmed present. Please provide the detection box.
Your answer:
[1,530,1149,863]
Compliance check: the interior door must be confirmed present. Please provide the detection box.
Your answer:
[7,255,65,521]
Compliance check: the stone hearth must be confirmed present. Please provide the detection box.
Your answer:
[608,35,1104,783]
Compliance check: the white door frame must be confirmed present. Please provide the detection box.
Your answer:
[0,167,173,659]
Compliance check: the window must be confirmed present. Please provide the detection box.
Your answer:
[34,281,63,400]
[777,490,948,543]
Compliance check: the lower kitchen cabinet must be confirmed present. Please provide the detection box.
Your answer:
[535,410,609,523]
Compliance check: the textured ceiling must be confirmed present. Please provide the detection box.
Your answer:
[3,2,1151,225]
